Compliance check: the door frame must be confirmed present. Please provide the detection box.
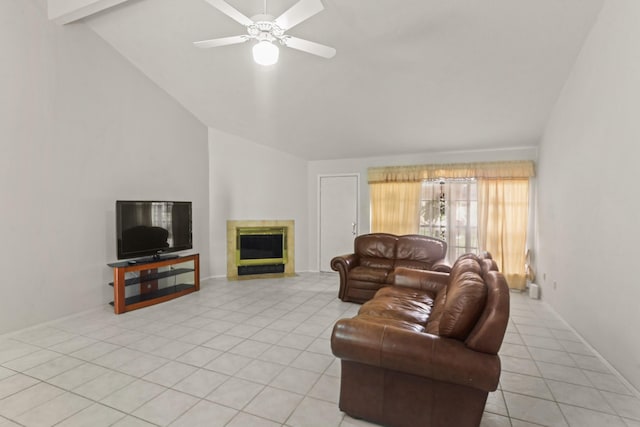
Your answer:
[317,173,360,272]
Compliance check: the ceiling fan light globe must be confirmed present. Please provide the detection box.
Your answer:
[253,41,279,66]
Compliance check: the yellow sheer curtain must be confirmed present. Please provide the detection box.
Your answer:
[478,178,529,290]
[370,182,422,234]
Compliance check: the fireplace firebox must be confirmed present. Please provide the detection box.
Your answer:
[236,227,287,276]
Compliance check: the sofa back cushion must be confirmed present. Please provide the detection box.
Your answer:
[425,255,488,340]
[394,235,447,270]
[465,270,510,354]
[355,233,397,269]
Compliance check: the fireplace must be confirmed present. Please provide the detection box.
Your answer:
[227,220,295,279]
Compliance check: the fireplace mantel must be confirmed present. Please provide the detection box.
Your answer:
[226,220,295,280]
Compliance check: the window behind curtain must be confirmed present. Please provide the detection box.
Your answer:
[419,179,478,261]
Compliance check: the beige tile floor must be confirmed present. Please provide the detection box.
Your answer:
[0,273,638,426]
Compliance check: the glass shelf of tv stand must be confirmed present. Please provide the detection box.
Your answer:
[107,267,195,287]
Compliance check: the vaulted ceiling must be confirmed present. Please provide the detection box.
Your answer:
[52,0,604,160]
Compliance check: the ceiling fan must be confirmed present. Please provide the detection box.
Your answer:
[194,0,336,66]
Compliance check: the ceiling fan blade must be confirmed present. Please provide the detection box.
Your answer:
[193,35,248,48]
[284,36,336,59]
[204,0,254,26]
[274,0,324,31]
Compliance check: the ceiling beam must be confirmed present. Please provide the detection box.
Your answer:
[48,0,130,25]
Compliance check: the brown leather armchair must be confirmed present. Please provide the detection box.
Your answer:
[331,253,509,427]
[331,233,450,303]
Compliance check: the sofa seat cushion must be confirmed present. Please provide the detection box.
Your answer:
[349,266,392,284]
[375,285,437,304]
[355,315,425,333]
[356,286,436,332]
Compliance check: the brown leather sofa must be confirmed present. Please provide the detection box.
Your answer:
[331,233,450,303]
[331,253,509,427]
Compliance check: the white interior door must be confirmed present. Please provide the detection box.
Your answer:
[319,174,359,272]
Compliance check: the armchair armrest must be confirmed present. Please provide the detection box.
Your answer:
[332,318,500,392]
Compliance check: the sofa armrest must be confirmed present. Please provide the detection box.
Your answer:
[431,260,452,273]
[331,318,500,392]
[331,254,359,300]
[331,254,358,272]
[389,267,449,294]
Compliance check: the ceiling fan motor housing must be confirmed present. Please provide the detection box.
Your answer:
[248,16,285,44]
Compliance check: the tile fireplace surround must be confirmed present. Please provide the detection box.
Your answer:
[226,220,295,280]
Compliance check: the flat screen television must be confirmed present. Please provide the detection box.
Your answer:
[116,200,192,260]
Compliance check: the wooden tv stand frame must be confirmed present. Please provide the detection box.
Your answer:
[108,254,200,314]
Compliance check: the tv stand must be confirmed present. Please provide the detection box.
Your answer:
[108,254,199,314]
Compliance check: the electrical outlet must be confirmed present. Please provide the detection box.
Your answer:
[553,281,557,290]
[543,273,547,281]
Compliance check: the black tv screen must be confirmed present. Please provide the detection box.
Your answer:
[116,200,192,260]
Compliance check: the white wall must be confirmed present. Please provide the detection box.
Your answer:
[536,0,640,390]
[0,0,209,334]
[307,146,538,271]
[208,128,308,276]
